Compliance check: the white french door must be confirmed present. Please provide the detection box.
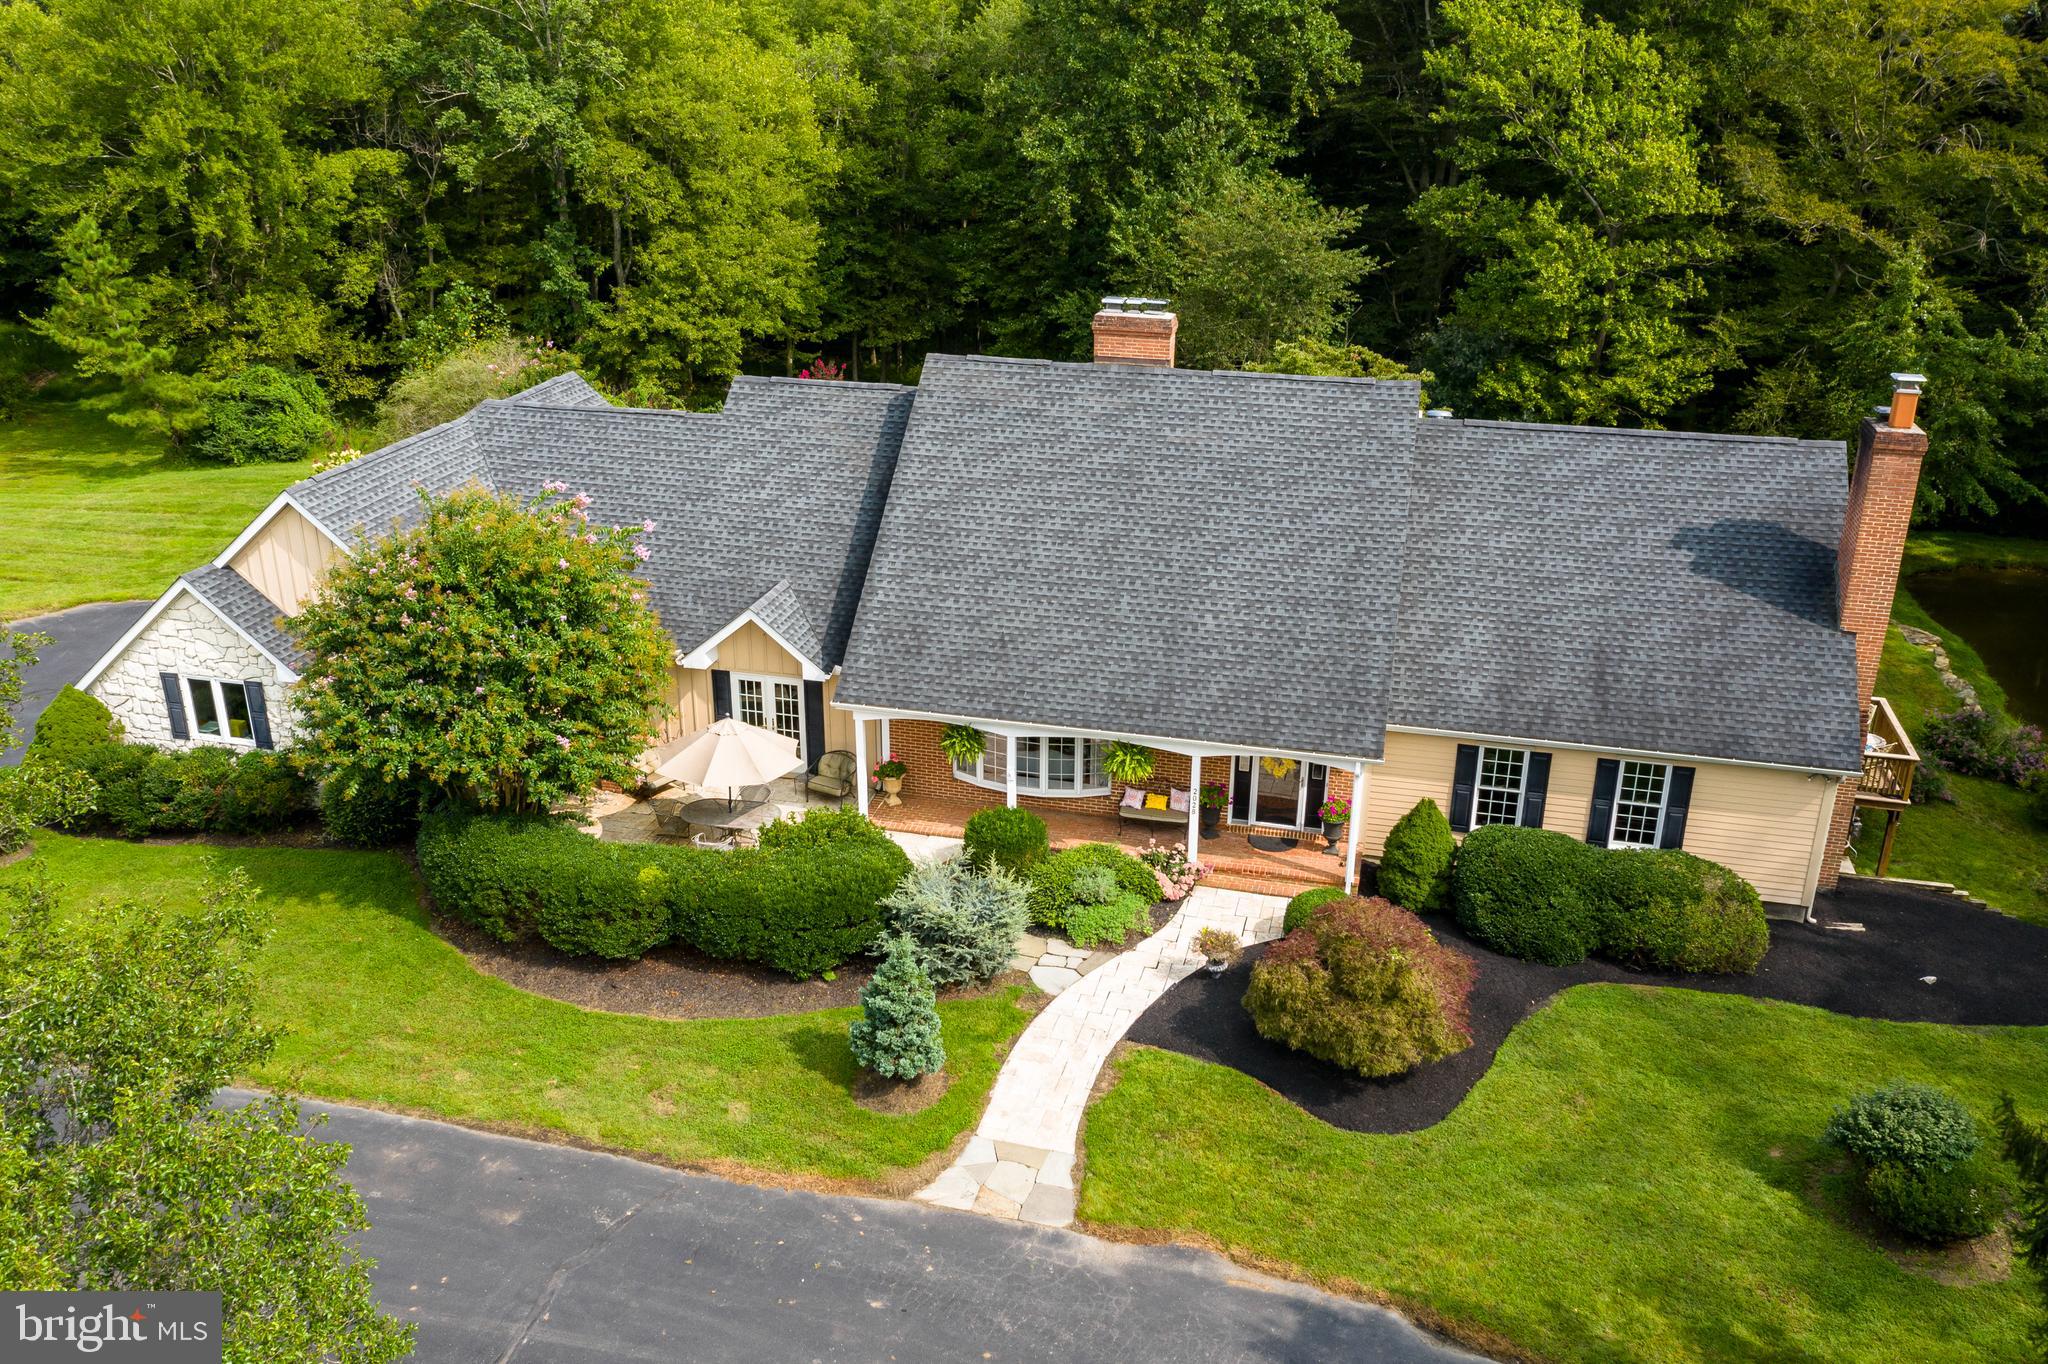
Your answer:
[734,674,805,758]
[1250,756,1308,828]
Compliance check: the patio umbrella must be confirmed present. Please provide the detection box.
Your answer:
[652,717,803,809]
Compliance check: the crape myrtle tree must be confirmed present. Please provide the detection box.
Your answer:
[288,483,671,813]
[0,869,413,1362]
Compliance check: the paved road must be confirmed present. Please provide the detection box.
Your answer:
[2,599,150,764]
[273,1094,1485,1364]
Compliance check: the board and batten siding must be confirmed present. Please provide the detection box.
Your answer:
[650,623,858,755]
[227,504,344,615]
[1357,730,1839,907]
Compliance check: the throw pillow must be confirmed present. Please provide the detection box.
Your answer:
[1168,787,1191,812]
[1122,787,1146,809]
[1144,792,1169,811]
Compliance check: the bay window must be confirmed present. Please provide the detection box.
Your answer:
[953,732,1113,797]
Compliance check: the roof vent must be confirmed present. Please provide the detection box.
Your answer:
[1424,408,1454,419]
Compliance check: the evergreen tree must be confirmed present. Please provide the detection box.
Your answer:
[849,934,946,1080]
[1998,1094,2048,1360]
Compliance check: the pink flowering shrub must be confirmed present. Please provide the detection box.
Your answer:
[288,485,669,812]
[1138,839,1210,901]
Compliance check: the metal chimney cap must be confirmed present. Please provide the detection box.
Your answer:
[1890,372,1927,391]
[1099,295,1172,313]
[1423,408,1454,418]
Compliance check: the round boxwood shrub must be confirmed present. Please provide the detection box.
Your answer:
[1452,824,1604,966]
[1861,1155,2003,1244]
[1597,849,1768,974]
[26,685,123,769]
[1243,896,1476,1077]
[320,777,420,848]
[962,806,1049,875]
[1024,842,1158,935]
[1377,798,1455,913]
[1826,1082,1981,1173]
[1283,885,1347,934]
[192,365,332,465]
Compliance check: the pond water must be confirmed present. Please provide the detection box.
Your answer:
[1906,566,2048,727]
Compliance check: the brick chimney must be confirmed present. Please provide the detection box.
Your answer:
[1820,372,1929,892]
[1091,297,1177,367]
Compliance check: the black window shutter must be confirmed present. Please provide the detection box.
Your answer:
[1519,752,1552,828]
[710,669,733,720]
[243,681,274,750]
[1229,757,1251,823]
[1304,763,1328,825]
[1449,744,1480,833]
[1659,766,1696,849]
[801,680,825,767]
[1586,758,1621,846]
[160,673,189,741]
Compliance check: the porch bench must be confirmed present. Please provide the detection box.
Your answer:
[1117,797,1188,832]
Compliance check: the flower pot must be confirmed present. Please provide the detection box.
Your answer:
[1323,819,1348,851]
[1204,957,1229,976]
[880,774,904,807]
[1200,807,1221,837]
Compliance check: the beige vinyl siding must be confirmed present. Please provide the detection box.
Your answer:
[657,665,715,744]
[227,505,343,614]
[1359,730,1836,907]
[823,675,856,753]
[715,621,805,675]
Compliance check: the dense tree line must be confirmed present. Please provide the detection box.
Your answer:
[1,0,2043,522]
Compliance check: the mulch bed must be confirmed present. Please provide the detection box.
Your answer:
[854,1070,953,1115]
[1126,879,2048,1135]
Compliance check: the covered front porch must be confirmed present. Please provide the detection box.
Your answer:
[849,714,1371,897]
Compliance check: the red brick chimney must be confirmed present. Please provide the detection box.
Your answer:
[1821,372,1929,891]
[1091,297,1177,367]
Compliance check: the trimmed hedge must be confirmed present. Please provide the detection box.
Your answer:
[1283,885,1347,934]
[1377,798,1455,912]
[1024,842,1159,937]
[962,806,1049,874]
[72,743,313,838]
[1452,824,1769,974]
[27,685,123,768]
[1452,825,1604,966]
[415,806,911,976]
[1243,896,1476,1077]
[1862,1155,2003,1244]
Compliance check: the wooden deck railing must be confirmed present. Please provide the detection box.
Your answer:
[1856,695,1918,807]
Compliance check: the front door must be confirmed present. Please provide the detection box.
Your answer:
[734,674,805,758]
[1231,754,1330,829]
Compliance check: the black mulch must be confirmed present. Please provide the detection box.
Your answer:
[1125,879,2048,1135]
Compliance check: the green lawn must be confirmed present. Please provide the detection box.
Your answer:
[8,834,1032,1187]
[1082,989,2048,1363]
[1850,579,2048,925]
[0,398,318,619]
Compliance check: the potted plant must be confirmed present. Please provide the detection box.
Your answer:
[1194,927,1240,976]
[873,753,908,805]
[1318,793,1351,851]
[1101,740,1155,788]
[937,724,985,770]
[1198,781,1226,837]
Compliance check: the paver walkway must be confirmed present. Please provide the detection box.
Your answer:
[917,884,1288,1228]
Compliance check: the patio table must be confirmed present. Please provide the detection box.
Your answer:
[673,796,776,832]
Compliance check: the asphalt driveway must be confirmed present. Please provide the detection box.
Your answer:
[2,598,150,764]
[262,1093,1486,1364]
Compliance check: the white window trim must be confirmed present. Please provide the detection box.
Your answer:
[1608,760,1671,850]
[185,676,257,748]
[732,672,806,757]
[1471,745,1529,828]
[954,733,1112,798]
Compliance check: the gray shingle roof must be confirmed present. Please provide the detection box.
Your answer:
[742,579,824,670]
[509,372,611,408]
[291,416,487,541]
[1392,419,1862,772]
[180,565,307,674]
[833,355,1423,758]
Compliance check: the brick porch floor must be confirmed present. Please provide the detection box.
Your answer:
[869,791,1346,896]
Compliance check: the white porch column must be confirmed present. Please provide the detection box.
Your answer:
[1004,732,1019,809]
[1185,752,1202,860]
[880,716,891,761]
[1344,761,1366,894]
[854,713,871,816]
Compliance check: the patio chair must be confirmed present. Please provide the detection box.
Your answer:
[738,783,773,807]
[693,830,738,851]
[807,749,857,802]
[649,796,692,840]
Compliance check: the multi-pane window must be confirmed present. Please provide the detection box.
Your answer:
[186,678,252,744]
[733,675,803,756]
[1472,747,1526,827]
[1609,760,1670,849]
[953,733,1110,796]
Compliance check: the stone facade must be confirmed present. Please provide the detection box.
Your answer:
[89,592,296,749]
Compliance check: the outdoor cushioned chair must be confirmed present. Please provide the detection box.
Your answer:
[808,749,857,801]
